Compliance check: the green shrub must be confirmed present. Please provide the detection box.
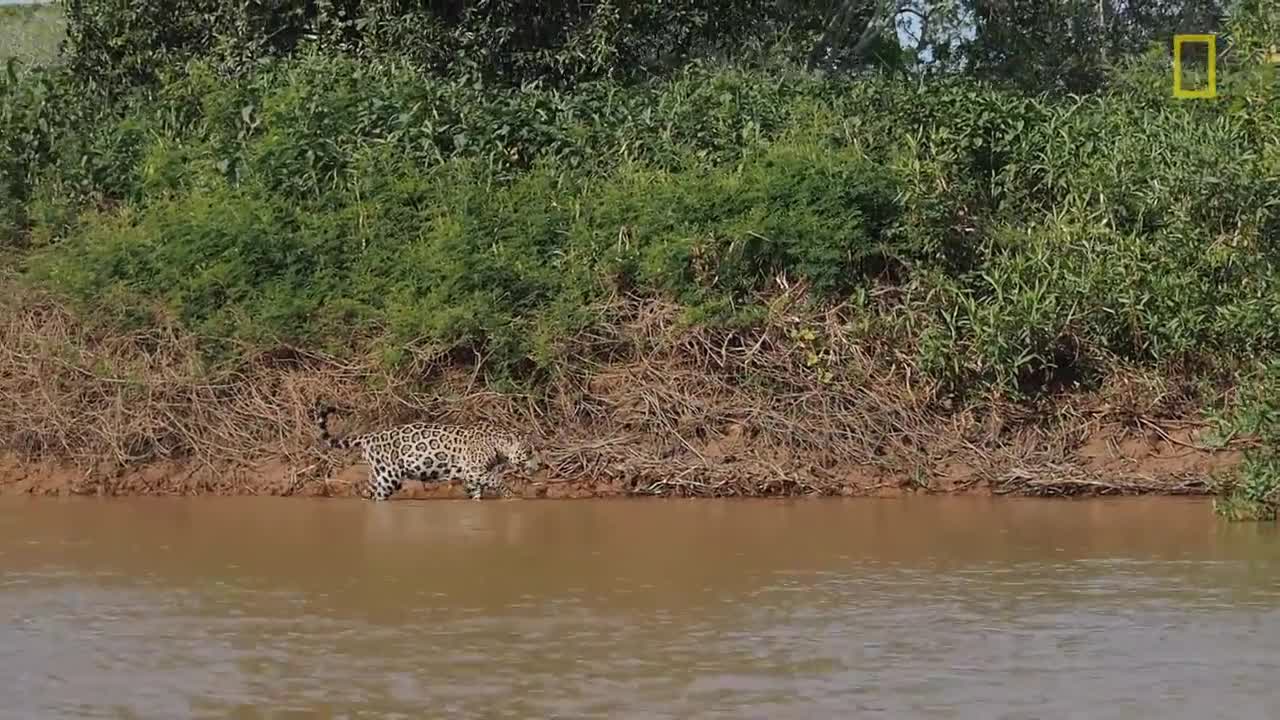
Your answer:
[7,37,1280,398]
[25,133,902,372]
[1211,361,1280,522]
[58,0,811,90]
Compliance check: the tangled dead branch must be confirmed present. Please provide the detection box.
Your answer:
[994,465,1212,497]
[0,283,1251,498]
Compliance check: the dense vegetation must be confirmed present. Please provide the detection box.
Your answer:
[2,1,1278,515]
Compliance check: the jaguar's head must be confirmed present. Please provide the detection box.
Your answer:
[504,435,542,474]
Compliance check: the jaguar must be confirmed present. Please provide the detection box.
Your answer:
[313,404,540,501]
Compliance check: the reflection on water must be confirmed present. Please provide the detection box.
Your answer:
[1,496,1277,718]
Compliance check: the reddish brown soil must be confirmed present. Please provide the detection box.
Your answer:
[0,420,1242,500]
[0,292,1251,502]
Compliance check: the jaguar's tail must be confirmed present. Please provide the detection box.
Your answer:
[312,403,356,450]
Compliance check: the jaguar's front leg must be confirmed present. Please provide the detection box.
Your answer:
[462,468,485,500]
[482,465,514,499]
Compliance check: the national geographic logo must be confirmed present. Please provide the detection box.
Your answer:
[1172,34,1217,99]
[1172,37,1280,100]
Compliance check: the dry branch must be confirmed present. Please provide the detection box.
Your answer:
[0,284,1250,498]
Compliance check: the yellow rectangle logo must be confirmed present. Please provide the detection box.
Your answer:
[1172,34,1216,99]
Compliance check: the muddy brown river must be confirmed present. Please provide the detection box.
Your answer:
[1,496,1278,719]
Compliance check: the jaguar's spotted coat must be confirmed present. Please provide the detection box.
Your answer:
[313,405,539,501]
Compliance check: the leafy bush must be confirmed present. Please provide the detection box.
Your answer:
[58,0,812,89]
[1210,361,1280,521]
[25,132,902,371]
[6,21,1280,398]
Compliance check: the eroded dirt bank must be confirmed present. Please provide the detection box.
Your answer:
[0,294,1252,500]
[0,414,1243,500]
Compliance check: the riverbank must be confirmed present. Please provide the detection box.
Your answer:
[0,419,1241,500]
[0,292,1248,501]
[2,5,1278,517]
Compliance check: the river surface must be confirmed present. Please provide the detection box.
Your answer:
[1,496,1278,719]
